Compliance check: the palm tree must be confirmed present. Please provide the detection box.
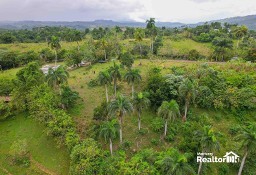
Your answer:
[146,18,157,52]
[48,36,61,66]
[108,62,121,97]
[157,148,195,175]
[46,65,69,93]
[178,78,196,121]
[99,119,119,155]
[158,100,180,136]
[134,28,145,60]
[236,123,256,175]
[108,94,133,143]
[234,25,248,53]
[133,92,150,130]
[195,125,221,175]
[124,69,142,98]
[98,71,111,102]
[100,38,108,61]
[72,30,82,50]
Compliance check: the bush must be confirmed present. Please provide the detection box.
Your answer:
[87,79,98,87]
[119,140,132,150]
[137,128,148,135]
[0,78,14,95]
[150,118,164,133]
[151,139,159,146]
[93,101,108,121]
[61,86,80,109]
[9,139,30,166]
[218,164,229,175]
[0,102,12,120]
[120,52,134,69]
[70,139,104,175]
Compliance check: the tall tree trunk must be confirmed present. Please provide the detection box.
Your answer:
[104,49,107,61]
[114,78,117,97]
[238,150,248,175]
[54,49,57,66]
[139,44,142,64]
[132,82,134,99]
[184,102,188,121]
[152,40,154,53]
[164,120,168,136]
[105,84,109,102]
[138,111,141,130]
[77,41,80,51]
[119,116,123,144]
[198,155,204,175]
[109,138,113,155]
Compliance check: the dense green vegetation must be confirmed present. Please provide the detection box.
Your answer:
[1,19,256,175]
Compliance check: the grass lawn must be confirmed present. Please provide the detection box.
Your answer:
[0,113,70,175]
[159,38,213,57]
[0,41,81,53]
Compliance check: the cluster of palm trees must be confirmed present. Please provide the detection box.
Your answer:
[98,62,149,154]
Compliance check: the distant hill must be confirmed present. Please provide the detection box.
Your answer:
[0,14,255,30]
[213,15,256,30]
[187,15,256,30]
[0,20,185,30]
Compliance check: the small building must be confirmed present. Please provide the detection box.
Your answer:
[41,65,60,75]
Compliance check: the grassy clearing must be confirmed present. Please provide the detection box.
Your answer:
[0,41,81,53]
[159,38,213,57]
[0,113,70,175]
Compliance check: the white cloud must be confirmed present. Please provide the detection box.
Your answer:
[0,0,255,23]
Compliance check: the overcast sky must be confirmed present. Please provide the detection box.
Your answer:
[0,0,255,23]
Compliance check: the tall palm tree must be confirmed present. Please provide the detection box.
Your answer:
[194,125,221,175]
[100,38,108,61]
[124,69,142,98]
[108,62,121,97]
[158,100,180,136]
[98,71,111,102]
[236,123,256,175]
[134,28,145,60]
[234,25,248,54]
[146,18,157,52]
[46,65,69,93]
[99,119,119,155]
[133,92,150,130]
[72,30,82,51]
[108,94,133,143]
[48,36,61,66]
[178,78,196,121]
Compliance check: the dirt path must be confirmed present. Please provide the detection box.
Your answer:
[30,156,57,175]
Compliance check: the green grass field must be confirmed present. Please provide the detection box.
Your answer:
[159,38,213,57]
[0,113,70,175]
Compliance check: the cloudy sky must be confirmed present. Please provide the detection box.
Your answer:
[0,0,255,23]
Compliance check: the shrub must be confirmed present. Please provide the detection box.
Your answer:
[70,139,104,175]
[151,139,159,146]
[150,118,164,133]
[0,102,12,120]
[119,140,132,150]
[87,79,98,87]
[0,78,14,95]
[61,86,80,109]
[218,164,229,175]
[93,101,108,121]
[9,139,30,166]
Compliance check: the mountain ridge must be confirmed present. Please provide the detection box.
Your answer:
[0,14,255,30]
